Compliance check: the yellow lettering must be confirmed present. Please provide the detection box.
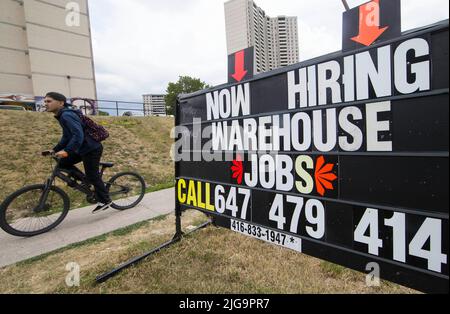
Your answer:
[177,179,186,204]
[187,180,197,207]
[205,183,215,211]
[197,182,206,209]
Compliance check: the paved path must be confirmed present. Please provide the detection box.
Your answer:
[0,188,175,268]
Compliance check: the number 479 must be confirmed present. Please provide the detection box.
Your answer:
[354,208,447,273]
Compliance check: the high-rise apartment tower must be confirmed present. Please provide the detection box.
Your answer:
[224,0,299,73]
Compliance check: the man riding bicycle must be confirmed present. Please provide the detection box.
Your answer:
[43,92,112,213]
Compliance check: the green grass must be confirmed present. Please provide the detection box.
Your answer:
[320,261,346,278]
[111,220,151,237]
[145,181,175,193]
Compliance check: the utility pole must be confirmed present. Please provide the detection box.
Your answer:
[341,0,350,11]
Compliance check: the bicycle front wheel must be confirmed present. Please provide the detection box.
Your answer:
[107,172,146,210]
[0,184,70,237]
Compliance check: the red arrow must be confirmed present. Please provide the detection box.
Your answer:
[231,50,248,82]
[351,0,388,46]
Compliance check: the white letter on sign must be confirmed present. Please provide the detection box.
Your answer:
[318,60,342,105]
[288,69,308,109]
[219,89,231,118]
[394,38,431,94]
[232,83,250,117]
[313,109,337,152]
[206,91,219,120]
[276,155,294,192]
[339,106,363,152]
[366,101,392,152]
[356,46,392,100]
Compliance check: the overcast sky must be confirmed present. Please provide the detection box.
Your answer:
[88,0,449,102]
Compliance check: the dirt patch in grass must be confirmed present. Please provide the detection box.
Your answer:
[0,210,419,294]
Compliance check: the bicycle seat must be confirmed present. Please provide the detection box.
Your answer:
[100,162,114,168]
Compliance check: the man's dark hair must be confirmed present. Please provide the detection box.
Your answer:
[45,92,69,107]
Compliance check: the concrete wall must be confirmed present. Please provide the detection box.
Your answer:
[0,0,96,100]
[0,49,31,75]
[0,0,26,26]
[0,73,34,95]
[23,0,90,36]
[0,0,32,95]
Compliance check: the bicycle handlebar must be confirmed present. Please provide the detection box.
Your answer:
[42,151,54,157]
[41,151,62,160]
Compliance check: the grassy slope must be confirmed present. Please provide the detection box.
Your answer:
[0,111,174,208]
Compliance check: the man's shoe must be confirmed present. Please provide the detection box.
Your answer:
[92,201,112,213]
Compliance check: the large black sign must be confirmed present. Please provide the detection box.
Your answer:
[175,21,449,293]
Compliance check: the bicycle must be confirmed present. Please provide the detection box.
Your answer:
[0,153,146,237]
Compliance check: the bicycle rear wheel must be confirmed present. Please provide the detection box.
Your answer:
[107,172,146,210]
[0,184,70,237]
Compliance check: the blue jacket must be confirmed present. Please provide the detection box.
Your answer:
[53,107,101,156]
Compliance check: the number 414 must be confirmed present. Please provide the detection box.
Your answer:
[355,208,447,273]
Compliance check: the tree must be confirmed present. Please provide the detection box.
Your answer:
[165,76,210,116]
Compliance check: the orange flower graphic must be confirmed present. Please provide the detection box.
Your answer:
[231,154,244,184]
[314,156,338,196]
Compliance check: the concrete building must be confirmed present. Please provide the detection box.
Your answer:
[143,94,167,116]
[224,0,299,73]
[0,0,97,103]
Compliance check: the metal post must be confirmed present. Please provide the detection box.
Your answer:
[341,0,350,11]
[173,97,183,240]
[173,206,183,241]
[94,100,98,116]
[116,101,119,117]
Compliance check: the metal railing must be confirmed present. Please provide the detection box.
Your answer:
[72,98,148,117]
[31,97,167,117]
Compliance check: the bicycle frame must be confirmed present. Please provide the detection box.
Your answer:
[36,158,94,211]
[36,157,131,210]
